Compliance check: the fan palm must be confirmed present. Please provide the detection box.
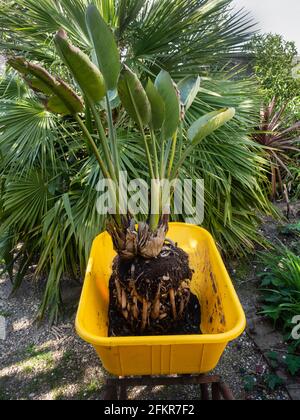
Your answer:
[0,0,274,321]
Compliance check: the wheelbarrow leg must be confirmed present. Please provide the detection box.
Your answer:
[211,382,221,400]
[103,379,118,400]
[219,382,234,400]
[118,382,127,400]
[200,383,210,400]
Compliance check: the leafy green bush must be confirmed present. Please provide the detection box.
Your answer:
[259,246,300,332]
[246,34,299,107]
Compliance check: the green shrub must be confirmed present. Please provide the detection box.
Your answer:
[259,246,300,333]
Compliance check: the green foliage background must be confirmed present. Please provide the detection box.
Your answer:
[0,0,274,320]
[247,33,300,117]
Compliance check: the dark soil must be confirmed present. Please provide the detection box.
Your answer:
[108,244,201,337]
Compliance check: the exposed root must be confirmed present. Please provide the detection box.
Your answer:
[109,243,196,335]
[151,286,161,320]
[169,288,177,320]
[132,295,139,320]
[141,298,148,332]
[121,289,127,310]
[115,278,122,307]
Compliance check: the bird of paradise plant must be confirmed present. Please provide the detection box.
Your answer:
[7,4,235,332]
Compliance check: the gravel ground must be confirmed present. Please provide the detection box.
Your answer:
[1,204,298,400]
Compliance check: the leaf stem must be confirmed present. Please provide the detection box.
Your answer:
[106,93,120,180]
[75,113,122,226]
[88,100,118,184]
[171,139,199,179]
[150,129,160,179]
[126,81,155,180]
[167,130,178,179]
[160,133,165,179]
[74,114,111,179]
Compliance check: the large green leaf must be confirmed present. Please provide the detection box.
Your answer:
[145,79,165,130]
[188,107,236,145]
[118,65,151,126]
[178,75,201,111]
[86,3,121,91]
[47,96,70,115]
[26,77,54,96]
[155,70,180,139]
[8,57,84,114]
[54,29,106,102]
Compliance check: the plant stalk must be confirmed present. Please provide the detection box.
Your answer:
[126,82,155,180]
[150,129,160,180]
[75,114,121,225]
[88,101,118,184]
[75,114,110,179]
[167,131,178,179]
[106,93,121,180]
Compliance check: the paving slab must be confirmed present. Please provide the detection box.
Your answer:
[0,316,6,340]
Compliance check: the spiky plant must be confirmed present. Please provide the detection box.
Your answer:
[252,97,300,200]
[7,4,235,331]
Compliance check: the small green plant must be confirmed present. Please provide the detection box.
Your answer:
[264,374,284,391]
[259,248,300,381]
[286,161,300,200]
[22,344,54,370]
[267,351,300,378]
[259,246,300,332]
[243,375,256,392]
[279,223,300,236]
[243,371,284,393]
[0,309,11,317]
[285,354,300,376]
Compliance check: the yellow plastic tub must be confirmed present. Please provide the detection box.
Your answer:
[76,223,246,376]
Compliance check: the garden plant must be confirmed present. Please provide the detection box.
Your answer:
[8,4,235,334]
[0,0,273,321]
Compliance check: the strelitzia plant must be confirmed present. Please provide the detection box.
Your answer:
[8,4,235,333]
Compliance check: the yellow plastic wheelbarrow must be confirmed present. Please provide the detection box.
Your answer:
[76,223,246,376]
